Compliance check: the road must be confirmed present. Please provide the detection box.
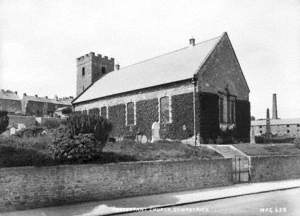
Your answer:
[126,188,300,216]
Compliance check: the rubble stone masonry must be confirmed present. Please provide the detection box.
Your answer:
[0,159,232,211]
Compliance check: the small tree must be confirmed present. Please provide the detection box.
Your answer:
[0,111,9,134]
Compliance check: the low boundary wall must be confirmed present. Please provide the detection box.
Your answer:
[0,159,232,212]
[251,155,300,182]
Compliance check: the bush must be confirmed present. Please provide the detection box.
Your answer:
[41,118,61,129]
[0,111,9,134]
[49,113,113,161]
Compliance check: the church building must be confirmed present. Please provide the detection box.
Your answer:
[72,32,250,144]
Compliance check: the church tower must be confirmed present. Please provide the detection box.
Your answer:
[76,52,115,96]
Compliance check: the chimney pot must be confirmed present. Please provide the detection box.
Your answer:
[189,38,195,46]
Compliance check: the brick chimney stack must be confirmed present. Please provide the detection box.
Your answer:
[189,38,195,46]
[272,93,278,119]
[266,108,271,140]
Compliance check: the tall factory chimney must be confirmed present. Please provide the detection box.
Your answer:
[272,93,278,119]
[266,108,271,141]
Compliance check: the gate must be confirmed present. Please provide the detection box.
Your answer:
[232,156,251,183]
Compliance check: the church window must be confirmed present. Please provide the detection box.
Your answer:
[160,96,170,124]
[100,106,107,118]
[82,67,85,76]
[101,67,106,74]
[219,97,224,123]
[89,108,99,116]
[126,102,135,125]
[219,93,236,124]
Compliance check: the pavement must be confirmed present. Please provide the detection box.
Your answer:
[1,179,300,216]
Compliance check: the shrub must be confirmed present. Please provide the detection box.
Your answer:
[0,111,9,134]
[41,118,61,129]
[49,113,113,161]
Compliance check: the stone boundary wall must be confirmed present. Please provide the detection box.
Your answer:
[8,115,36,127]
[0,159,232,212]
[251,155,300,182]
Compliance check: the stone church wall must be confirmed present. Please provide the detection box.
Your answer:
[136,98,159,139]
[108,104,126,138]
[74,81,196,141]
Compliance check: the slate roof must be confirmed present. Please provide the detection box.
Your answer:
[251,118,300,126]
[73,33,224,104]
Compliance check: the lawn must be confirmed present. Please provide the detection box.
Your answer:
[234,143,300,156]
[104,139,223,160]
[0,134,222,168]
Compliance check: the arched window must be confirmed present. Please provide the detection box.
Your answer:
[160,96,170,124]
[82,67,85,76]
[219,93,236,124]
[101,67,106,74]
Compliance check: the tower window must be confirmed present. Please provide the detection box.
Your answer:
[101,67,106,74]
[82,67,85,76]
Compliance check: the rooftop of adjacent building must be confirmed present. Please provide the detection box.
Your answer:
[0,89,73,105]
[251,118,300,126]
[0,89,20,100]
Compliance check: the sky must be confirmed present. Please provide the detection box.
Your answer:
[0,0,299,119]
